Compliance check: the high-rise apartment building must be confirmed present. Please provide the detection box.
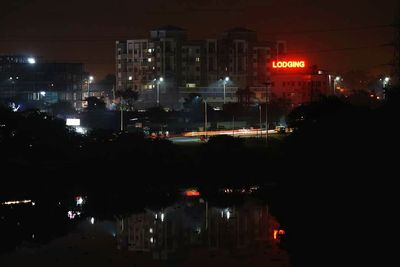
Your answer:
[116,26,285,109]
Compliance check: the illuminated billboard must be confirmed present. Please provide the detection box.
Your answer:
[66,118,80,126]
[272,60,306,69]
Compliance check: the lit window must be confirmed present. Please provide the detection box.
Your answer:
[186,83,196,88]
[196,57,200,62]
[128,76,133,81]
[148,58,152,62]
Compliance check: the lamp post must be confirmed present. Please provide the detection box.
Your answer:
[333,76,341,95]
[120,96,124,132]
[259,104,262,138]
[204,100,208,139]
[223,77,229,105]
[382,77,390,99]
[87,76,94,98]
[264,82,270,144]
[155,77,164,107]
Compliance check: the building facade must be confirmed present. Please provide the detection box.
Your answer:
[116,26,286,109]
[252,63,334,108]
[116,198,285,261]
[0,55,88,110]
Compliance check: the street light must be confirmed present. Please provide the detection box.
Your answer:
[223,77,230,104]
[155,77,164,106]
[259,104,262,137]
[27,57,36,64]
[382,76,390,99]
[384,77,390,85]
[204,100,208,139]
[264,82,270,143]
[87,76,94,98]
[333,76,341,94]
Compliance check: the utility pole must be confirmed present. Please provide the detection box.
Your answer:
[259,104,262,138]
[232,115,235,137]
[112,85,116,101]
[264,82,269,144]
[204,100,208,138]
[120,96,124,132]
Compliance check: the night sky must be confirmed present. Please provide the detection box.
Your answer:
[0,0,398,79]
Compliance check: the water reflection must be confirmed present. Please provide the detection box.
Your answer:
[116,197,287,264]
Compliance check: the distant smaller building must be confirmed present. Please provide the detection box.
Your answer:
[0,55,88,110]
[252,60,334,108]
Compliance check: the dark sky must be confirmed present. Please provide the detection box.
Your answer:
[0,0,398,79]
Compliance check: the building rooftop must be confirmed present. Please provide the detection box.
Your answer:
[152,25,186,32]
[225,27,255,33]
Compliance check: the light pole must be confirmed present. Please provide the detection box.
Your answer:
[155,77,164,107]
[204,100,208,138]
[87,76,94,98]
[120,96,124,132]
[223,76,229,105]
[259,104,262,138]
[264,82,269,143]
[382,77,390,99]
[333,76,341,95]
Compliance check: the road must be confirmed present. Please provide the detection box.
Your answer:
[168,129,281,144]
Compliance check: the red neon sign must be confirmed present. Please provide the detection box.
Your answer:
[184,190,201,197]
[272,61,306,69]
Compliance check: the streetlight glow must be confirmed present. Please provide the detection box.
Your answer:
[27,57,36,64]
[222,77,230,105]
[156,77,164,106]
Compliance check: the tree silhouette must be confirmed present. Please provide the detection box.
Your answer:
[85,96,106,111]
[116,89,139,110]
[236,87,255,107]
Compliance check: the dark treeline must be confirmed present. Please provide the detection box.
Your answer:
[1,87,399,265]
[271,89,400,266]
